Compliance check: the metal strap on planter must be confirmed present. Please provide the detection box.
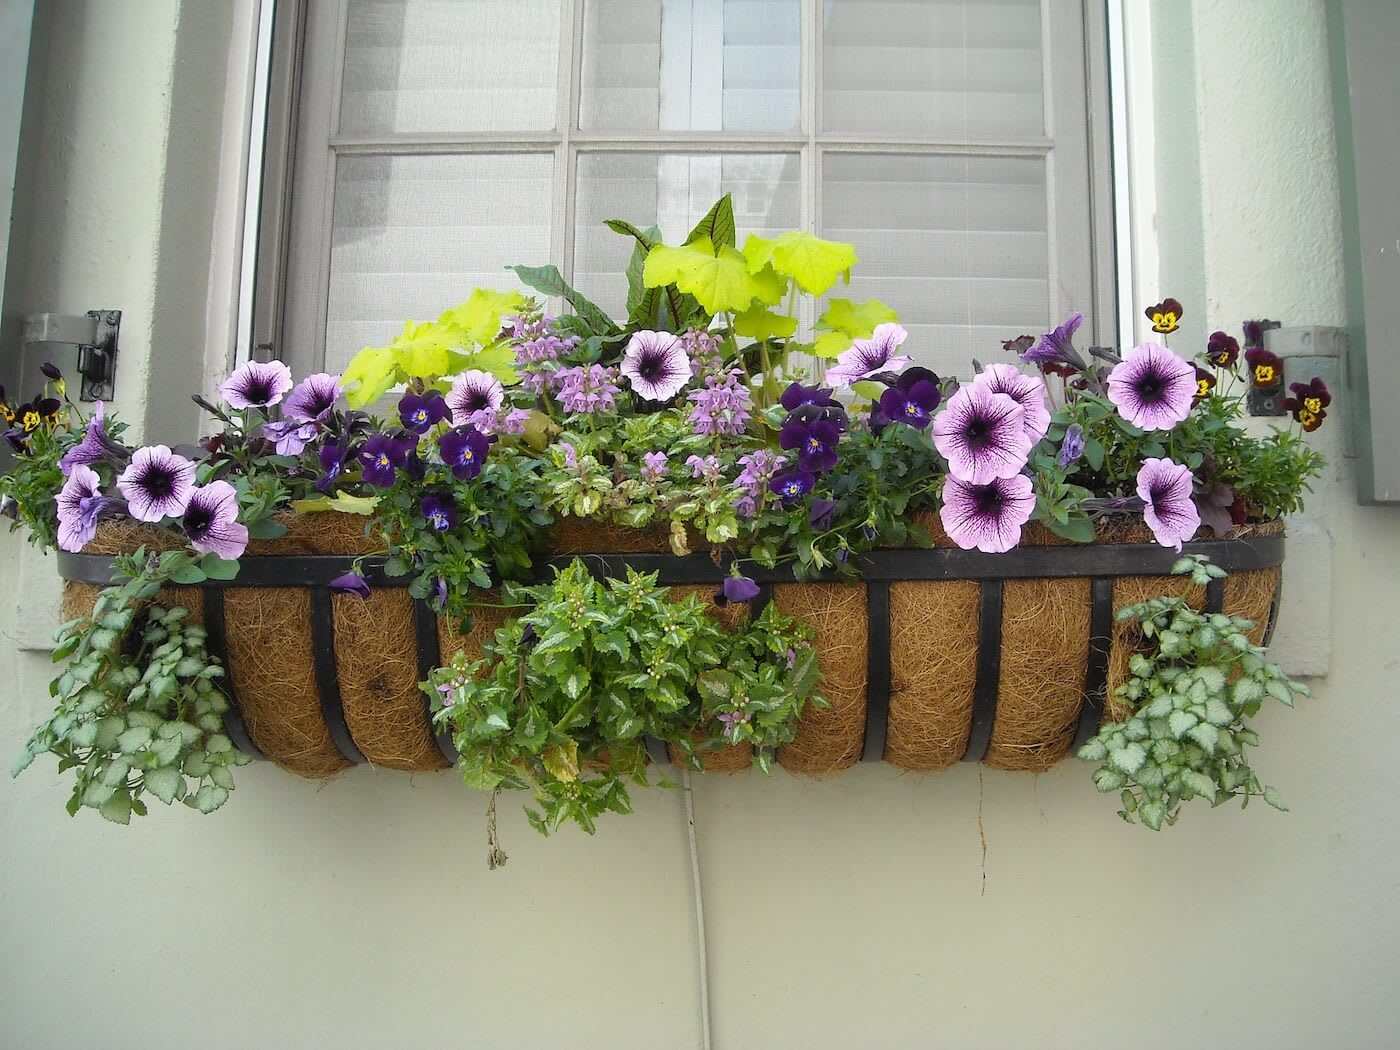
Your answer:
[200,587,265,761]
[413,598,457,764]
[56,533,1285,769]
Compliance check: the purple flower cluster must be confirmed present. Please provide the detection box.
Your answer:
[510,314,579,364]
[681,328,724,378]
[732,449,787,518]
[687,369,751,437]
[554,364,620,415]
[641,451,669,483]
[770,382,848,505]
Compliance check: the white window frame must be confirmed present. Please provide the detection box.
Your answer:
[247,0,1116,378]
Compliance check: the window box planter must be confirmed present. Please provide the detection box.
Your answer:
[55,513,1283,780]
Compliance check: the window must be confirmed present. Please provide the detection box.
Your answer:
[260,0,1112,380]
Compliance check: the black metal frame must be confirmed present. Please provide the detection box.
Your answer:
[57,534,1285,768]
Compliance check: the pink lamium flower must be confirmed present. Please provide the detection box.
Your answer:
[181,480,249,560]
[973,363,1051,445]
[1137,457,1201,551]
[620,330,690,402]
[1107,343,1195,431]
[940,474,1036,554]
[932,382,1033,484]
[116,445,197,522]
[219,360,293,410]
[824,323,911,387]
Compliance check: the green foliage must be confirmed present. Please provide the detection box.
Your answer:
[429,560,823,843]
[13,549,250,822]
[1077,556,1308,829]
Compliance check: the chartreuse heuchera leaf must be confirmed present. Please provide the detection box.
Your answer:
[643,236,764,315]
[734,304,798,341]
[742,231,858,296]
[809,298,898,359]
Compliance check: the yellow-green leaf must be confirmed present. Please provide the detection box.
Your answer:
[750,263,787,306]
[741,233,777,273]
[448,343,520,385]
[390,320,454,380]
[851,381,886,402]
[290,492,381,516]
[733,304,798,341]
[341,346,398,408]
[812,331,853,359]
[643,237,760,315]
[437,288,524,345]
[817,297,898,337]
[542,740,579,783]
[767,231,857,296]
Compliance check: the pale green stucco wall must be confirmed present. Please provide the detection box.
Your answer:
[2,2,1396,1047]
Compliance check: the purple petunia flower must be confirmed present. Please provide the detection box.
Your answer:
[1137,457,1201,551]
[940,473,1036,554]
[1106,343,1196,431]
[359,432,410,488]
[973,363,1050,445]
[261,418,318,456]
[721,575,761,604]
[56,465,113,552]
[438,425,490,482]
[687,369,751,437]
[283,373,343,423]
[779,415,841,473]
[641,451,669,483]
[1021,312,1087,372]
[1058,424,1085,469]
[58,400,129,476]
[329,571,371,599]
[770,468,816,504]
[878,367,942,430]
[780,382,838,412]
[824,323,912,387]
[182,480,249,560]
[554,364,620,415]
[399,389,451,434]
[446,370,505,429]
[421,492,458,532]
[219,359,293,411]
[116,445,197,522]
[620,330,690,402]
[932,382,1033,485]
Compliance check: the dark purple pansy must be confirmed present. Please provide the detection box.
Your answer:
[1282,376,1331,432]
[437,425,490,482]
[1145,298,1184,335]
[329,571,371,599]
[940,473,1036,554]
[878,366,942,430]
[720,575,761,604]
[421,491,458,532]
[620,330,690,402]
[182,480,249,560]
[115,445,197,522]
[780,382,838,412]
[1205,331,1239,369]
[219,359,293,411]
[1192,366,1216,404]
[1244,347,1284,390]
[1242,320,1265,346]
[282,372,343,423]
[58,400,129,476]
[779,415,841,473]
[398,389,451,434]
[40,361,63,382]
[316,442,347,493]
[769,468,816,504]
[1106,343,1196,431]
[1136,457,1200,551]
[359,432,410,488]
[1021,312,1087,373]
[932,382,1032,485]
[809,497,837,530]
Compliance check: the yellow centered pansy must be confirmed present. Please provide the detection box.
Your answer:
[21,409,41,432]
[1196,378,1212,398]
[1298,408,1320,430]
[1253,364,1277,385]
[1151,310,1180,334]
[1304,396,1323,414]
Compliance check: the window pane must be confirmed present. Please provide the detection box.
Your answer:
[572,152,800,320]
[324,154,554,372]
[580,0,800,132]
[822,153,1048,376]
[340,0,560,134]
[822,0,1044,139]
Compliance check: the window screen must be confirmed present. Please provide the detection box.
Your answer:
[275,0,1110,379]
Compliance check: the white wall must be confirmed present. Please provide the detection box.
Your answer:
[2,2,1397,1048]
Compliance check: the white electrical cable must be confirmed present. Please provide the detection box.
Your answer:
[682,767,713,1050]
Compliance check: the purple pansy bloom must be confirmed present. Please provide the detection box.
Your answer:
[940,473,1036,554]
[1136,457,1201,551]
[261,418,318,456]
[721,575,761,604]
[219,359,293,410]
[55,465,112,552]
[780,382,838,412]
[973,363,1051,445]
[316,442,347,493]
[779,415,841,473]
[620,330,690,402]
[359,432,410,488]
[1021,312,1088,372]
[770,468,816,504]
[808,497,837,530]
[329,571,371,599]
[398,389,451,434]
[1058,424,1085,469]
[282,372,343,423]
[421,492,458,532]
[878,366,942,430]
[641,451,669,483]
[446,370,505,428]
[116,445,197,522]
[932,382,1033,485]
[58,400,129,476]
[438,425,490,482]
[825,322,912,387]
[182,480,249,561]
[1106,343,1196,431]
